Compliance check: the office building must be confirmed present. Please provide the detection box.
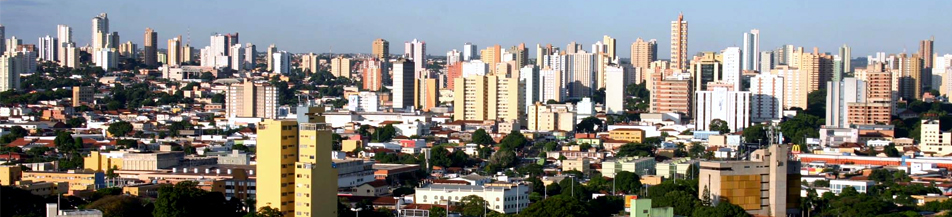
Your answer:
[143,28,158,67]
[392,59,415,109]
[372,38,389,59]
[226,82,278,119]
[256,110,338,216]
[38,35,58,61]
[630,38,657,69]
[453,73,524,122]
[272,51,290,74]
[670,13,688,69]
[361,58,385,91]
[722,47,742,90]
[742,29,760,71]
[331,56,351,78]
[695,87,751,132]
[72,86,94,107]
[698,144,800,217]
[605,65,629,114]
[405,39,426,78]
[826,78,867,128]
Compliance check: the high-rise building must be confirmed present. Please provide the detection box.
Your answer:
[539,68,564,103]
[229,44,245,71]
[920,37,935,71]
[603,35,617,59]
[91,13,109,49]
[526,102,576,132]
[463,42,478,61]
[372,38,389,59]
[694,87,751,132]
[630,38,657,69]
[670,13,688,69]
[300,53,319,74]
[266,44,277,71]
[143,28,158,67]
[749,73,784,122]
[272,51,290,74]
[226,82,278,119]
[481,45,501,74]
[38,35,58,61]
[936,54,952,96]
[898,53,923,100]
[404,39,426,78]
[446,49,462,65]
[565,41,583,54]
[119,41,136,59]
[0,54,21,92]
[392,59,415,109]
[774,66,808,109]
[414,78,439,112]
[182,44,193,63]
[63,43,79,68]
[567,51,596,99]
[799,49,834,92]
[839,44,852,74]
[826,77,867,128]
[605,65,630,114]
[167,36,183,67]
[698,144,800,217]
[848,70,892,125]
[56,25,72,64]
[330,56,351,78]
[742,29,760,71]
[95,48,118,72]
[691,52,723,91]
[722,47,742,90]
[361,59,385,91]
[520,65,540,112]
[222,32,239,54]
[760,51,774,73]
[445,62,463,90]
[244,43,256,70]
[105,32,120,49]
[510,43,528,69]
[832,55,843,83]
[452,73,524,122]
[650,69,692,116]
[72,86,94,107]
[256,109,338,217]
[0,25,4,54]
[200,34,231,68]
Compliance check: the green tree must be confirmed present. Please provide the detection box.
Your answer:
[709,119,730,134]
[613,171,642,194]
[67,117,87,128]
[0,126,28,144]
[460,195,489,217]
[153,181,238,217]
[691,201,750,217]
[499,130,528,150]
[244,206,281,217]
[211,93,226,104]
[884,144,901,157]
[488,149,517,168]
[652,190,701,216]
[518,195,589,217]
[429,206,446,217]
[576,116,603,133]
[200,72,216,81]
[471,129,495,145]
[371,124,397,142]
[742,124,767,145]
[616,142,655,157]
[806,89,827,118]
[86,195,153,217]
[108,121,134,137]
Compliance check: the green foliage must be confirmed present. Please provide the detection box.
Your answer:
[153,181,241,217]
[67,117,87,128]
[616,142,655,157]
[371,124,397,142]
[806,89,827,117]
[613,171,642,194]
[211,93,226,104]
[86,195,154,217]
[0,186,51,217]
[108,121,134,137]
[884,145,901,157]
[471,129,494,145]
[691,201,750,217]
[625,82,650,112]
[244,206,281,217]
[428,146,470,168]
[576,116,603,133]
[742,124,767,145]
[813,179,830,187]
[488,149,517,168]
[593,88,606,104]
[779,113,822,145]
[428,206,446,217]
[460,195,491,217]
[0,126,29,144]
[709,119,730,134]
[518,195,590,217]
[498,130,528,150]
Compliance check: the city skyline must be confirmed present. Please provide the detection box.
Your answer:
[2,0,952,58]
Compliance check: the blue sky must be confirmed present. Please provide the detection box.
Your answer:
[2,0,951,59]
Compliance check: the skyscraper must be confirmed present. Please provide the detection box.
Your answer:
[167,36,183,67]
[404,39,426,78]
[463,42,478,61]
[722,47,742,90]
[372,38,389,59]
[799,49,834,92]
[691,52,722,91]
[0,54,21,91]
[602,35,617,59]
[567,51,596,99]
[446,49,461,65]
[91,13,109,49]
[630,38,657,69]
[119,41,136,59]
[392,59,415,109]
[244,43,256,70]
[920,37,935,70]
[300,53,319,74]
[331,56,351,78]
[759,51,773,73]
[0,25,5,54]
[56,25,73,64]
[839,44,852,74]
[481,45,501,74]
[105,32,120,49]
[510,43,528,69]
[899,53,924,100]
[742,29,760,71]
[452,73,524,122]
[749,73,784,122]
[38,35,58,61]
[266,44,277,71]
[774,66,808,109]
[605,65,629,114]
[361,59,385,91]
[670,13,688,69]
[226,82,278,119]
[229,44,245,71]
[272,51,290,74]
[694,87,751,132]
[826,77,867,128]
[95,48,118,72]
[143,28,158,67]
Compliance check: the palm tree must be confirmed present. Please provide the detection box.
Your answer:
[243,197,256,212]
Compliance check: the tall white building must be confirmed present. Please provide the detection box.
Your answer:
[936,54,952,96]
[695,87,751,132]
[463,42,478,61]
[0,54,21,91]
[91,13,109,49]
[760,51,773,73]
[749,73,784,122]
[404,39,426,78]
[446,49,461,65]
[392,59,415,109]
[462,60,488,77]
[567,51,595,99]
[839,44,851,73]
[540,68,564,103]
[200,34,232,68]
[605,65,629,114]
[38,35,58,61]
[229,44,245,71]
[271,51,290,74]
[244,43,256,70]
[347,92,380,112]
[826,78,867,128]
[95,48,118,72]
[742,29,760,71]
[722,47,742,90]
